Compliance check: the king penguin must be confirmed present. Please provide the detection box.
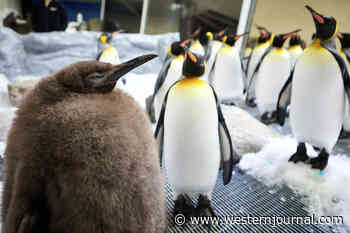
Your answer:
[251,29,301,124]
[149,40,189,122]
[189,28,205,55]
[202,29,226,82]
[2,55,168,233]
[97,31,121,65]
[245,25,274,107]
[277,6,350,170]
[155,51,240,220]
[288,32,304,68]
[337,32,350,139]
[210,33,249,105]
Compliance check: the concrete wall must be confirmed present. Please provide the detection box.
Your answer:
[0,0,21,13]
[250,0,350,45]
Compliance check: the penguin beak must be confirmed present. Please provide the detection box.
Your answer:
[234,32,250,40]
[305,5,325,24]
[217,29,226,39]
[192,27,202,39]
[282,29,302,40]
[104,54,157,82]
[338,33,343,39]
[180,39,190,47]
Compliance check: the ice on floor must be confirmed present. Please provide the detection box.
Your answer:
[239,136,350,226]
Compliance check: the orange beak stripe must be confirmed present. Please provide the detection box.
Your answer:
[338,33,343,39]
[283,34,291,40]
[187,52,197,63]
[218,30,225,37]
[259,29,268,38]
[194,28,201,35]
[313,13,325,24]
[180,39,190,47]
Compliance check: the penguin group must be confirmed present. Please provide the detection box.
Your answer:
[152,4,350,225]
[2,4,350,233]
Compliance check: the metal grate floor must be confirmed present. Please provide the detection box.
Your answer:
[165,168,349,233]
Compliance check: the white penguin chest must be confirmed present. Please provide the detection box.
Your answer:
[289,46,303,68]
[163,79,221,194]
[212,46,244,99]
[99,46,120,65]
[247,42,270,80]
[290,45,345,151]
[154,57,184,120]
[255,49,291,113]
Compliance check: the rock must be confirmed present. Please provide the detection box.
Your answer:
[7,79,39,107]
[146,95,156,123]
[221,105,280,156]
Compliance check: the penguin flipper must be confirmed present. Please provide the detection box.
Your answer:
[276,69,294,126]
[245,54,252,76]
[150,58,172,105]
[246,47,273,101]
[240,59,248,93]
[323,46,350,106]
[155,81,178,166]
[208,54,217,84]
[210,86,240,185]
[205,42,213,62]
[249,46,273,82]
[96,51,103,61]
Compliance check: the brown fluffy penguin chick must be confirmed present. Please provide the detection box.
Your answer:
[2,55,167,233]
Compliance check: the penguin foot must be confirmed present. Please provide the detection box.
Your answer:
[339,128,350,140]
[245,98,256,107]
[195,195,217,229]
[173,194,195,221]
[289,143,309,163]
[309,149,329,170]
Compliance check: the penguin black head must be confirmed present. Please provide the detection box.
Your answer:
[99,30,124,44]
[272,29,301,48]
[306,5,337,41]
[337,33,350,49]
[223,32,249,47]
[169,40,190,56]
[192,27,202,40]
[256,25,272,43]
[289,33,302,47]
[215,29,226,41]
[57,54,157,94]
[99,33,111,44]
[182,51,205,77]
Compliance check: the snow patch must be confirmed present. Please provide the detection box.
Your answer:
[240,137,350,226]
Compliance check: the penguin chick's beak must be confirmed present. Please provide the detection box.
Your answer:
[104,54,157,83]
[305,5,324,24]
